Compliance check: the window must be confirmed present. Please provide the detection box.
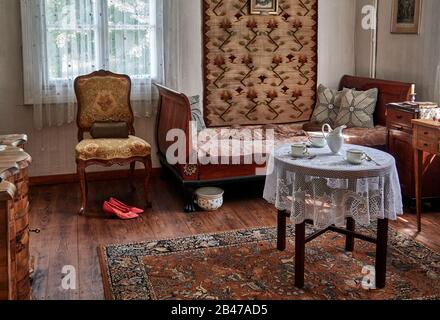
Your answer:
[45,0,152,82]
[21,0,162,106]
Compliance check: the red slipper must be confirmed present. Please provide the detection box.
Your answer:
[103,201,139,220]
[109,197,144,214]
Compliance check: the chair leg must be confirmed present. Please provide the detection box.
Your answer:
[77,161,87,215]
[129,162,136,192]
[143,156,152,208]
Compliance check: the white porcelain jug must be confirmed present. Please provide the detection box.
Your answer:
[322,124,347,155]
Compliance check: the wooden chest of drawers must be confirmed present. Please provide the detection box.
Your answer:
[414,124,440,154]
[412,120,440,231]
[0,136,31,300]
[386,104,440,200]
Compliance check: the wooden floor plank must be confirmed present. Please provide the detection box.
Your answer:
[28,176,440,300]
[44,189,79,300]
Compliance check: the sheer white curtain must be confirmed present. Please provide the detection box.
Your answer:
[162,0,203,96]
[21,0,164,129]
[162,0,182,91]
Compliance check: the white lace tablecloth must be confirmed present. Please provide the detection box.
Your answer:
[263,144,403,228]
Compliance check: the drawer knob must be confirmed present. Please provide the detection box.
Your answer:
[424,132,429,135]
[396,115,403,119]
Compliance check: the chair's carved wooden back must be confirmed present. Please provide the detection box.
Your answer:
[74,70,135,141]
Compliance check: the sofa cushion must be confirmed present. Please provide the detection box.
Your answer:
[302,121,324,132]
[343,125,387,147]
[335,88,379,128]
[195,123,387,162]
[190,95,206,133]
[195,124,307,160]
[310,84,344,126]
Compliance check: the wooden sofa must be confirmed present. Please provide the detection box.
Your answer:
[155,75,411,212]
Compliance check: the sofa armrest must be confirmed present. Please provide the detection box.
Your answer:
[155,84,193,164]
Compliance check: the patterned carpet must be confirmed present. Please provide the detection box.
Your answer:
[98,226,440,300]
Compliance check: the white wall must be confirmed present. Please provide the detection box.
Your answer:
[354,0,376,77]
[318,0,356,88]
[355,0,440,102]
[164,0,203,95]
[375,0,440,102]
[0,0,355,177]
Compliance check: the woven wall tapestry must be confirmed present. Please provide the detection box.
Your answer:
[203,0,318,127]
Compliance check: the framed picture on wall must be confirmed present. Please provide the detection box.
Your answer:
[250,0,279,15]
[391,0,423,34]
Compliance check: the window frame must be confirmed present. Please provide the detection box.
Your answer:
[21,0,155,105]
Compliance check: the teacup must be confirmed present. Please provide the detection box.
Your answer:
[346,149,366,165]
[307,132,327,148]
[291,143,309,158]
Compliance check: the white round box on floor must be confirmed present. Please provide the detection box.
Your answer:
[195,187,224,211]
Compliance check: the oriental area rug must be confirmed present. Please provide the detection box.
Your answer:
[203,0,318,127]
[98,226,440,300]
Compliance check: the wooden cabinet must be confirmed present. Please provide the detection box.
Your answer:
[386,104,440,200]
[412,119,440,231]
[388,128,414,197]
[0,135,31,300]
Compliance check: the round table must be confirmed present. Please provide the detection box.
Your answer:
[263,144,403,289]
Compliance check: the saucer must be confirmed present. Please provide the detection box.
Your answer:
[310,143,326,149]
[289,151,311,159]
[344,157,364,165]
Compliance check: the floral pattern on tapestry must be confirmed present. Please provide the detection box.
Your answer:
[203,0,318,127]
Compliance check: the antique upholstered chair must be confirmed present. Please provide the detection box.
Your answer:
[74,70,152,215]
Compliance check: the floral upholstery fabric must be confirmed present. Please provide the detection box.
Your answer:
[76,75,133,129]
[76,136,151,161]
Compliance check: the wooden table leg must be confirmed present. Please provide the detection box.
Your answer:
[414,149,423,232]
[345,217,355,252]
[375,218,389,289]
[277,210,287,251]
[295,221,306,288]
